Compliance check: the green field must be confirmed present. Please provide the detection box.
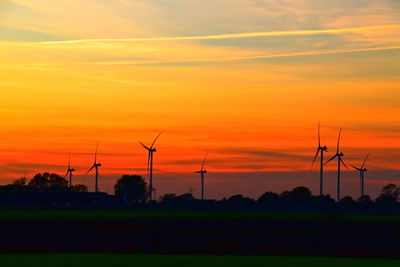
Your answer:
[0,254,399,267]
[0,209,400,222]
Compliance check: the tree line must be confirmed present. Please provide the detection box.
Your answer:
[0,173,400,212]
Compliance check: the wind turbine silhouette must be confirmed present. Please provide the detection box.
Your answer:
[311,122,328,196]
[140,132,162,202]
[324,128,348,201]
[86,143,101,193]
[194,153,208,200]
[189,183,194,195]
[65,152,75,188]
[152,187,157,201]
[351,152,371,198]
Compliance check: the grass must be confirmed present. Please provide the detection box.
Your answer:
[0,254,399,267]
[0,209,400,222]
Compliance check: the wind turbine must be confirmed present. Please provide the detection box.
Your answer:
[194,154,208,200]
[189,183,194,195]
[86,143,101,193]
[311,122,328,196]
[351,152,370,198]
[324,128,348,201]
[140,132,162,202]
[152,187,157,201]
[65,152,75,188]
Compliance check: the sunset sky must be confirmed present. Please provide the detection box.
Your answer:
[0,0,399,199]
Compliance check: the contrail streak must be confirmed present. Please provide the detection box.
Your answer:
[42,24,400,45]
[1,46,398,69]
[91,46,400,65]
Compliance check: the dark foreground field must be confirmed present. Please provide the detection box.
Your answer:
[1,210,400,258]
[1,254,400,267]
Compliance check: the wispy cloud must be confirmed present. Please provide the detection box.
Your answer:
[88,46,400,66]
[2,42,398,68]
[41,24,400,45]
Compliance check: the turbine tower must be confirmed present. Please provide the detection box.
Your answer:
[140,132,162,202]
[351,152,370,198]
[324,128,348,201]
[152,187,157,201]
[194,153,208,200]
[311,122,328,196]
[189,183,194,195]
[86,143,102,193]
[65,152,75,188]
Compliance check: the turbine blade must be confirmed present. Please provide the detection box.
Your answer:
[150,132,162,149]
[201,153,208,171]
[340,158,348,169]
[65,170,70,177]
[350,165,361,171]
[94,142,99,164]
[68,152,71,169]
[86,165,95,175]
[361,152,371,169]
[318,121,321,147]
[140,142,150,151]
[311,148,320,168]
[337,128,342,154]
[324,154,337,166]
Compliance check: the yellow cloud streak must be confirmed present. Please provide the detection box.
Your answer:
[41,24,400,45]
[1,43,399,69]
[82,45,400,65]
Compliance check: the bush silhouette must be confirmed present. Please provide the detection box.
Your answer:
[114,175,147,203]
[28,173,69,191]
[257,191,279,209]
[72,184,88,193]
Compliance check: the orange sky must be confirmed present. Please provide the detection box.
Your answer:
[0,0,399,199]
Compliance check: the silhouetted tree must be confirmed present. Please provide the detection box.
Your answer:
[27,173,69,191]
[114,175,147,203]
[356,195,372,203]
[311,194,335,209]
[376,195,396,205]
[258,191,279,203]
[381,184,397,197]
[355,195,373,209]
[281,187,312,203]
[290,187,312,201]
[12,177,26,186]
[339,196,355,204]
[176,193,194,201]
[160,193,177,202]
[28,173,49,189]
[376,183,399,205]
[159,193,196,209]
[226,194,255,209]
[48,173,69,187]
[257,191,279,209]
[279,190,290,198]
[72,184,88,193]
